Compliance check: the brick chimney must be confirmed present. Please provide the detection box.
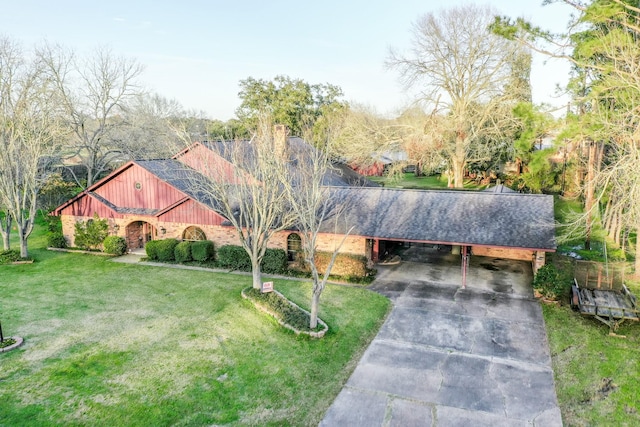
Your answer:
[273,124,289,158]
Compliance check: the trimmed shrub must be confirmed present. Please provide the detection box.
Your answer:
[103,235,127,256]
[533,264,571,300]
[313,252,371,278]
[217,245,287,273]
[217,245,252,271]
[156,238,179,262]
[174,241,193,263]
[191,240,215,262]
[0,250,22,264]
[262,248,288,274]
[145,240,161,260]
[74,213,108,250]
[47,232,67,248]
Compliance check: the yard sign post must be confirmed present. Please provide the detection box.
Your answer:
[261,281,274,293]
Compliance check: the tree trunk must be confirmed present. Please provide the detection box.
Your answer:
[414,161,423,177]
[452,135,466,188]
[613,216,622,247]
[251,258,262,289]
[2,233,9,251]
[0,212,10,250]
[310,290,320,329]
[635,226,640,277]
[607,206,619,241]
[584,141,597,251]
[18,227,28,258]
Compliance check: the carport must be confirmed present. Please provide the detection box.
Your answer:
[323,187,557,287]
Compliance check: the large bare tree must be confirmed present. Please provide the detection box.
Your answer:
[284,124,354,329]
[114,92,186,160]
[387,4,527,187]
[180,117,296,289]
[37,44,143,188]
[0,38,64,257]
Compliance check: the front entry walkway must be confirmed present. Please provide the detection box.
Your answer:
[321,255,562,426]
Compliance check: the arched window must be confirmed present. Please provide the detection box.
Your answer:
[183,226,206,241]
[287,233,302,261]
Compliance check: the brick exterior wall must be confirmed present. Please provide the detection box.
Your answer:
[471,245,534,262]
[533,251,546,274]
[61,214,368,258]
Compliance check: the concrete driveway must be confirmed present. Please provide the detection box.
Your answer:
[321,248,562,426]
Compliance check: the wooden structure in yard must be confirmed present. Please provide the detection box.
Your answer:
[571,261,639,330]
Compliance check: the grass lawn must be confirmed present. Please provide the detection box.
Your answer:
[542,298,640,426]
[549,196,640,424]
[369,172,487,190]
[0,224,390,426]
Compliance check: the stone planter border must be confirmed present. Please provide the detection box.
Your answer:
[10,260,34,265]
[0,337,24,353]
[241,288,328,338]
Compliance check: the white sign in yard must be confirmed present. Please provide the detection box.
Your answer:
[261,281,274,293]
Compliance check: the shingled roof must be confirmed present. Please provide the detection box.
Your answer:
[135,159,222,211]
[199,138,379,188]
[321,187,556,250]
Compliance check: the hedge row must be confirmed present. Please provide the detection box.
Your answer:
[217,245,288,274]
[244,287,313,331]
[140,240,373,283]
[145,239,215,263]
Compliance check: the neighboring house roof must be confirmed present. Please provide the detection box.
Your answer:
[377,150,408,165]
[321,187,556,250]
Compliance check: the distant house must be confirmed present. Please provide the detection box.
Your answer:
[54,134,556,272]
[349,151,409,177]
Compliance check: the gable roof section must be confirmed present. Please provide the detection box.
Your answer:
[53,159,227,220]
[185,138,379,188]
[53,161,137,215]
[321,187,556,250]
[134,159,223,213]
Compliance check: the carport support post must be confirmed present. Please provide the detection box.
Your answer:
[461,246,469,288]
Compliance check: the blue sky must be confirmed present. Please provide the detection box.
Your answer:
[2,1,573,120]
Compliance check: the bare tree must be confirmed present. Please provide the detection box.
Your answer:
[0,38,64,257]
[387,4,526,187]
[284,124,354,329]
[37,44,143,188]
[0,209,11,250]
[179,116,296,289]
[113,93,185,160]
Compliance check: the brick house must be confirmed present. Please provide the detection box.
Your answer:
[53,136,556,272]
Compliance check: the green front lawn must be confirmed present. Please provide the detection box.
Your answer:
[0,225,390,426]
